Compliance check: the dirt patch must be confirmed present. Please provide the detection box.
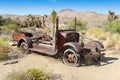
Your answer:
[0,51,120,80]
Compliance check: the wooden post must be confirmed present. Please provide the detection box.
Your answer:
[54,16,59,51]
[74,17,77,31]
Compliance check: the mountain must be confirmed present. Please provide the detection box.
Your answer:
[1,9,119,27]
[57,9,107,27]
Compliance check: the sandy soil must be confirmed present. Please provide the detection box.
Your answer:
[0,50,120,80]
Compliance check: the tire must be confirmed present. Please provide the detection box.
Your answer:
[19,42,30,54]
[62,48,80,67]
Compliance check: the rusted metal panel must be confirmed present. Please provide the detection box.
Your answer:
[63,42,82,53]
[84,40,104,49]
[56,30,79,50]
[13,33,25,41]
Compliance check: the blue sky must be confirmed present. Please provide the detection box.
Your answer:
[0,0,120,15]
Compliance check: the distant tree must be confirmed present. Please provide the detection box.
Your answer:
[51,9,57,36]
[0,16,5,26]
[107,10,118,22]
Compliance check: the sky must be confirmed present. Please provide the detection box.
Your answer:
[0,0,120,15]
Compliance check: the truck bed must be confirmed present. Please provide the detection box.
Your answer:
[13,32,33,41]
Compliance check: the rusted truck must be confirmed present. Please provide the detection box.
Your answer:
[12,17,105,67]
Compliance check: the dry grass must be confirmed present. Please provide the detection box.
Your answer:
[86,27,120,50]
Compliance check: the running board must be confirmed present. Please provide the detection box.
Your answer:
[29,48,57,56]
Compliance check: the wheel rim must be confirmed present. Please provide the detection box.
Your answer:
[64,51,77,64]
[21,43,28,54]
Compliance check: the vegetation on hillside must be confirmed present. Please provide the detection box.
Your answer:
[104,20,120,34]
[0,10,120,51]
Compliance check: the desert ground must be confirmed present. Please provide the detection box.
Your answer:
[0,49,120,80]
[0,9,120,80]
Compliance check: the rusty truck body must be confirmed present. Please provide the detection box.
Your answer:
[12,17,105,67]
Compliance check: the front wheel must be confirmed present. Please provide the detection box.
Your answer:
[62,48,80,67]
[19,42,30,54]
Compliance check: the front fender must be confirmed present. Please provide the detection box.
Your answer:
[17,36,32,48]
[84,40,104,49]
[62,42,82,53]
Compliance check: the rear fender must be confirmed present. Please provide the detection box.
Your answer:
[17,37,32,48]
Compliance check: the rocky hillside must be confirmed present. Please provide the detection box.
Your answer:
[57,9,107,27]
[1,9,119,27]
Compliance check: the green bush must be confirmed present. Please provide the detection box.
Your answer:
[0,15,5,26]
[27,68,50,80]
[104,20,120,33]
[0,36,10,60]
[2,23,19,32]
[6,68,51,80]
[67,19,86,31]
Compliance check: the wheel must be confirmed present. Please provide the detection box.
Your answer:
[62,48,80,67]
[20,42,30,54]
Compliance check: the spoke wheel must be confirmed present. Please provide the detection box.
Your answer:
[20,42,29,54]
[62,48,80,67]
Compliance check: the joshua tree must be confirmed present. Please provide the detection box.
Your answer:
[26,14,35,27]
[42,16,46,27]
[20,21,28,28]
[35,17,42,28]
[26,15,30,27]
[44,14,48,18]
[51,9,57,36]
[107,10,118,22]
[15,17,21,26]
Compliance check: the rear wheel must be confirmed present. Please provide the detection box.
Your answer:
[62,48,80,67]
[20,42,30,54]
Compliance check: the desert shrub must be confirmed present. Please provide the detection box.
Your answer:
[104,20,120,33]
[2,23,19,32]
[1,17,20,34]
[27,68,50,80]
[4,18,19,25]
[0,36,10,60]
[6,68,51,80]
[87,27,106,40]
[67,19,86,31]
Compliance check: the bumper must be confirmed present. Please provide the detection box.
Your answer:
[84,52,105,59]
